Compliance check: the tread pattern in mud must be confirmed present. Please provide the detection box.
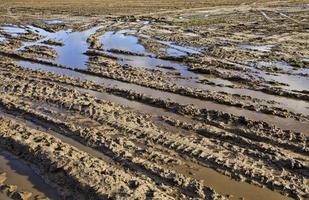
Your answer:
[0,2,308,199]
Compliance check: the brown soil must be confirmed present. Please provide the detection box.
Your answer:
[0,1,308,199]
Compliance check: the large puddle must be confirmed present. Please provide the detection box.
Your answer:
[98,29,201,74]
[10,25,103,69]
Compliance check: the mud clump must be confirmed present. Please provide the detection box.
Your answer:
[42,39,63,46]
[21,45,58,59]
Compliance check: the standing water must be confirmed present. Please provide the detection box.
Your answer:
[18,25,103,69]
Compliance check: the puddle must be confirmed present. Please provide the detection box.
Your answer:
[17,26,203,84]
[256,61,294,71]
[97,30,205,83]
[99,30,147,54]
[17,60,309,134]
[104,51,193,74]
[166,48,188,57]
[246,60,309,91]
[18,25,102,69]
[52,26,102,69]
[0,147,60,199]
[0,25,27,36]
[97,31,202,77]
[45,20,66,24]
[261,72,309,91]
[239,44,274,52]
[158,40,202,56]
[295,68,309,75]
[26,25,54,35]
[0,35,5,42]
[295,59,309,75]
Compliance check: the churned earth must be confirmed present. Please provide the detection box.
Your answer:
[0,0,308,199]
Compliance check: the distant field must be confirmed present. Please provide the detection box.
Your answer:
[0,0,304,16]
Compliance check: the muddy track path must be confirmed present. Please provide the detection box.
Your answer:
[0,61,307,199]
[0,1,308,199]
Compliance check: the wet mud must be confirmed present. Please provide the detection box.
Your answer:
[0,1,308,199]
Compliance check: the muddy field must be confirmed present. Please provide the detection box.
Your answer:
[0,0,308,199]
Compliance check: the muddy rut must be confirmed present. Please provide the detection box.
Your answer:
[0,1,308,200]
